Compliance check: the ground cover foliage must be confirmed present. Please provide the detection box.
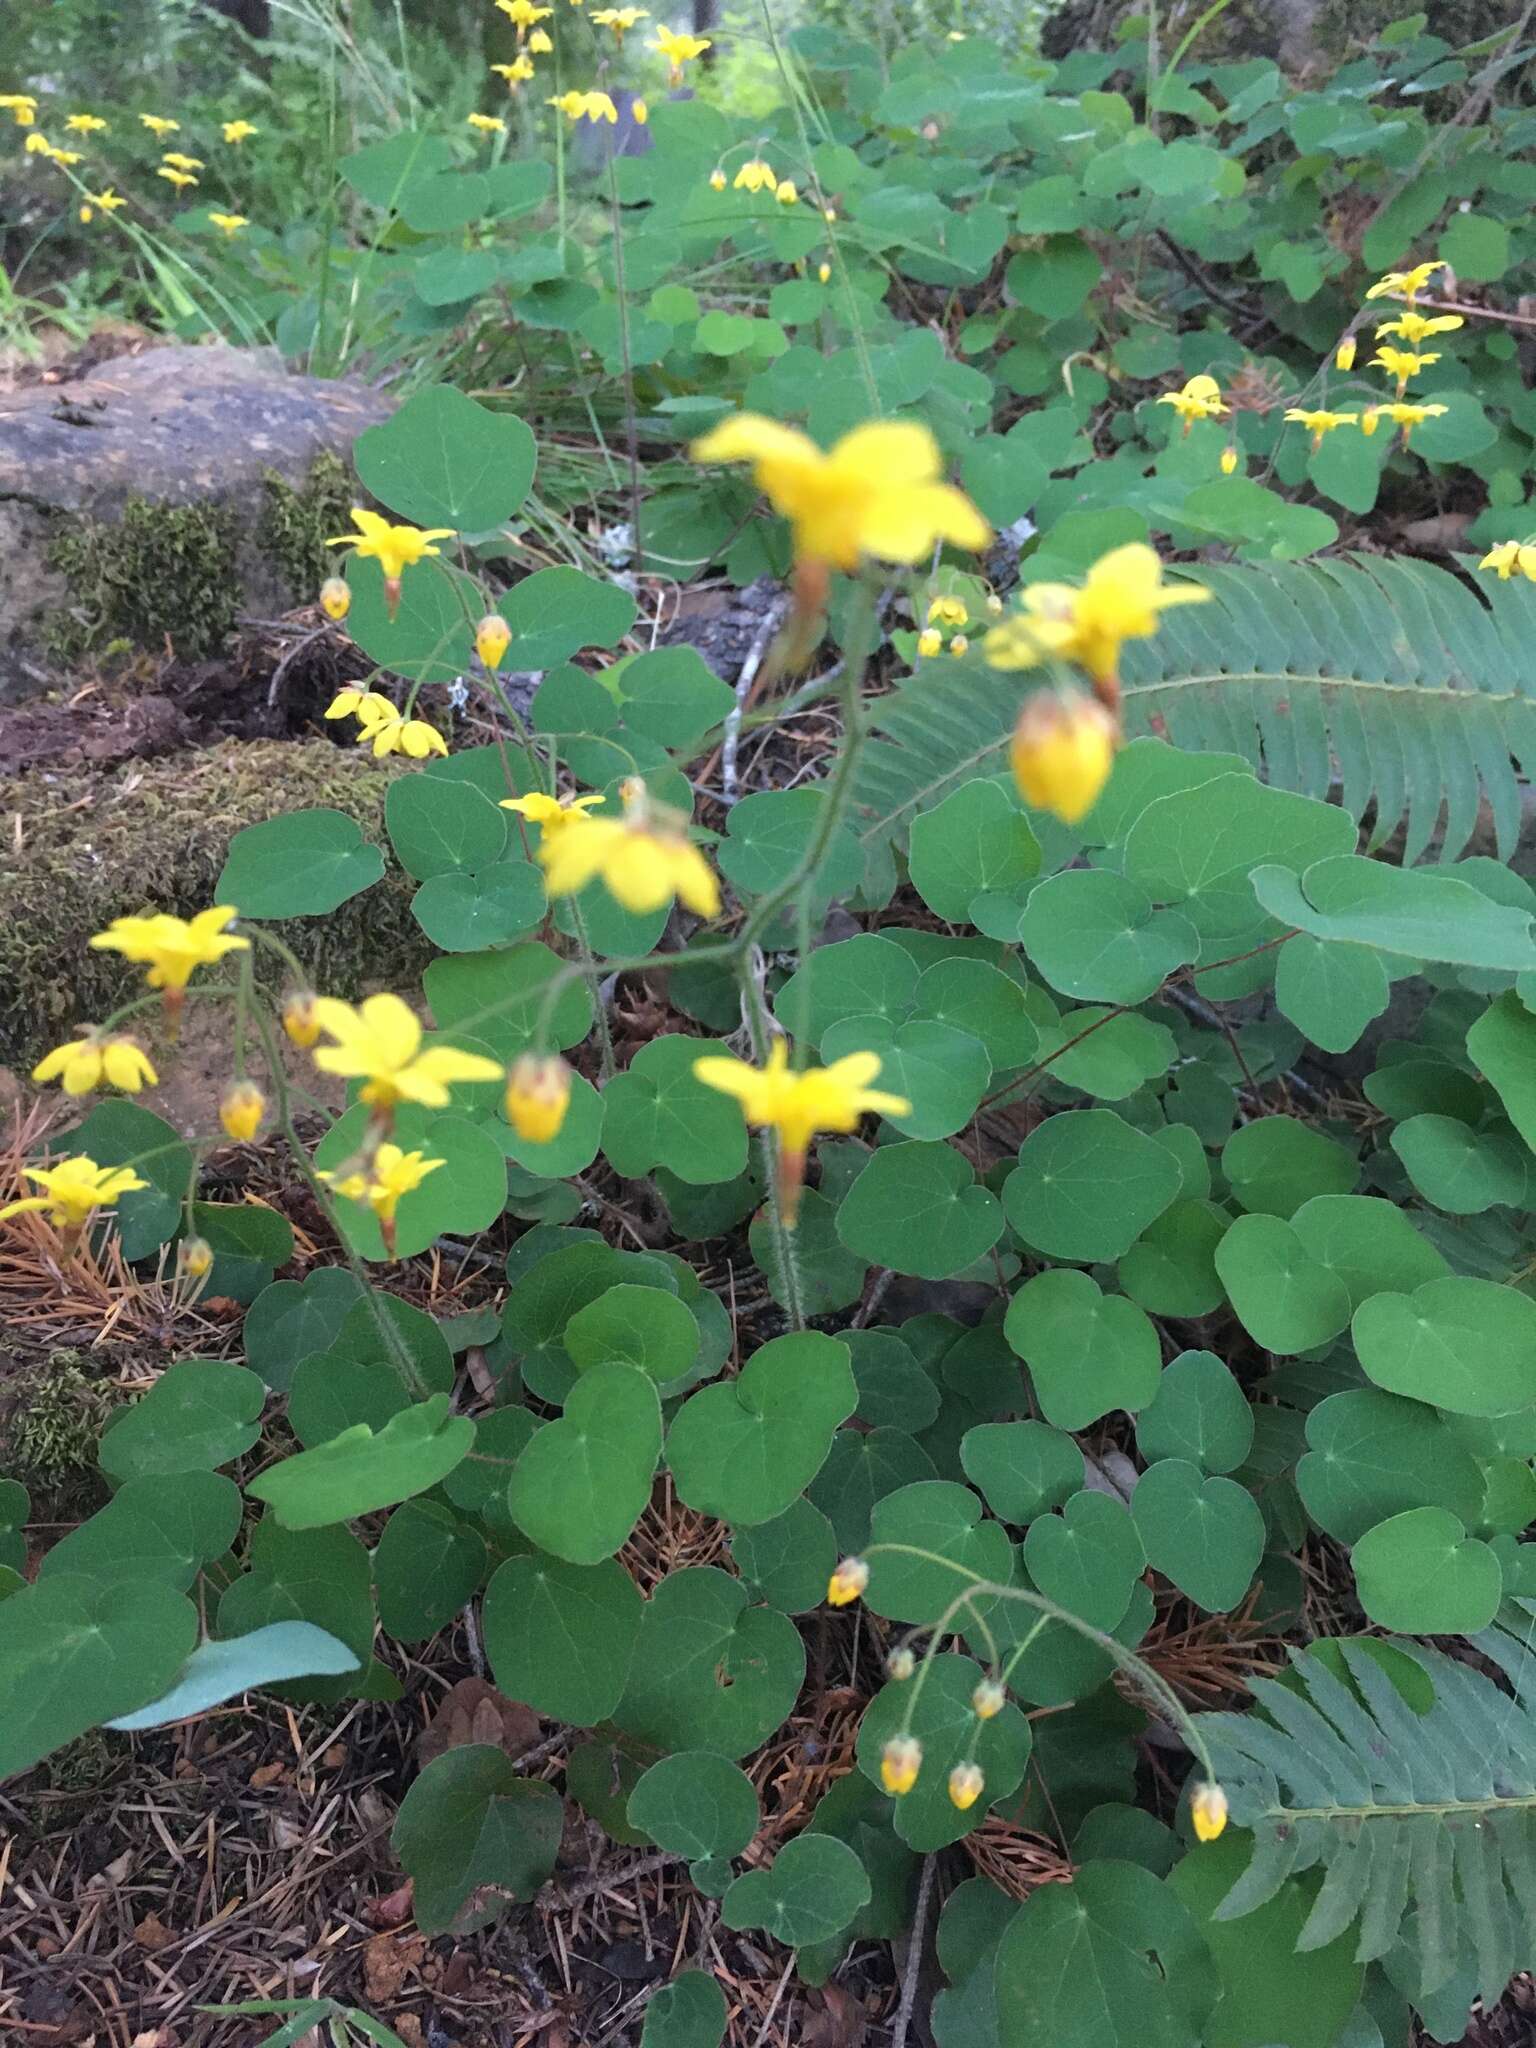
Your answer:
[6,2,1536,2044]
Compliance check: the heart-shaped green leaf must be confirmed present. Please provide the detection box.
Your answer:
[508,1364,661,1563]
[629,1751,759,1863]
[666,1331,856,1525]
[373,1499,487,1644]
[1005,1269,1161,1429]
[98,1360,264,1480]
[865,1480,1014,1627]
[392,1744,562,1935]
[837,1140,1004,1279]
[601,1036,751,1184]
[565,1283,701,1386]
[1025,1490,1145,1630]
[216,808,385,918]
[1296,1389,1484,1545]
[960,1420,1084,1523]
[614,1567,805,1759]
[1351,1506,1502,1634]
[721,1834,872,1950]
[1131,1459,1264,1612]
[1135,1351,1253,1475]
[1004,1109,1182,1263]
[1352,1276,1536,1416]
[856,1653,1033,1850]
[483,1550,642,1723]
[249,1395,474,1529]
[1214,1213,1352,1355]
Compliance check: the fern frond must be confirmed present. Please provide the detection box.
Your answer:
[1197,1616,1536,2006]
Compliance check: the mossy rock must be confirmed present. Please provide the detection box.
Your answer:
[0,737,431,1071]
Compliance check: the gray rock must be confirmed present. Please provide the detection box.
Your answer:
[0,343,391,699]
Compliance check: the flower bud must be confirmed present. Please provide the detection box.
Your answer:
[475,613,512,670]
[986,593,1003,615]
[219,1079,266,1142]
[1220,445,1239,475]
[917,626,942,658]
[632,98,648,125]
[504,1053,572,1145]
[775,178,798,206]
[826,1556,869,1607]
[282,991,321,1049]
[178,1235,214,1279]
[319,576,351,622]
[1010,688,1117,826]
[1190,1780,1229,1842]
[948,634,968,657]
[1335,336,1357,372]
[1360,408,1381,437]
[881,1735,922,1797]
[948,1761,985,1811]
[710,167,726,191]
[972,1677,1006,1720]
[887,1646,916,1681]
[818,261,831,284]
[823,205,836,222]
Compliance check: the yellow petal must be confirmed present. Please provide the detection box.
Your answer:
[691,412,821,469]
[830,419,942,488]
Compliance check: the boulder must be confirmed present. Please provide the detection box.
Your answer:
[0,343,391,699]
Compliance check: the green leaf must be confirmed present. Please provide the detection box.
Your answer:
[1252,858,1536,972]
[1117,1198,1227,1317]
[339,130,455,209]
[354,384,536,532]
[639,1974,727,2048]
[821,1015,990,1142]
[1135,1351,1253,1475]
[1006,234,1101,318]
[248,1395,474,1529]
[373,1499,486,1643]
[66,1099,189,1261]
[392,1745,562,1935]
[1352,1276,1536,1416]
[385,775,508,881]
[730,1497,838,1613]
[836,1140,1004,1279]
[1004,1110,1182,1263]
[777,934,920,1048]
[601,1036,751,1184]
[1025,1490,1145,1631]
[97,1360,263,1479]
[105,1622,359,1729]
[344,553,476,685]
[494,565,637,671]
[750,1186,868,1316]
[718,787,863,905]
[1288,1192,1448,1309]
[1354,1507,1502,1633]
[243,1270,365,1394]
[217,1519,376,1685]
[1466,992,1536,1151]
[912,958,1038,1069]
[1214,1214,1353,1355]
[614,1567,805,1759]
[315,1104,508,1263]
[629,1752,759,1864]
[508,1363,661,1562]
[0,1574,198,1779]
[666,1331,856,1525]
[40,1472,239,1591]
[722,1833,871,1951]
[846,1328,941,1434]
[616,646,736,746]
[1020,869,1197,1004]
[1132,1460,1264,1612]
[1274,934,1391,1053]
[960,1420,1084,1523]
[412,860,546,952]
[908,779,1040,922]
[562,1282,699,1391]
[482,1550,642,1723]
[217,808,385,918]
[1004,1269,1162,1429]
[857,1653,1033,1850]
[425,939,593,1059]
[1124,774,1355,904]
[864,1480,1013,1626]
[1392,1114,1529,1213]
[1296,1388,1484,1545]
[1222,1115,1359,1218]
[808,1428,939,1553]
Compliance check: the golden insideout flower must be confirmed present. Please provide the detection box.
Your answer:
[592,4,649,40]
[972,1677,1005,1719]
[880,1736,922,1798]
[89,908,249,1024]
[733,157,776,192]
[632,97,648,125]
[468,111,507,134]
[1363,400,1447,442]
[547,89,619,124]
[1479,540,1536,582]
[692,414,989,580]
[492,56,537,87]
[319,1143,444,1254]
[161,150,205,170]
[653,24,711,81]
[0,1155,149,1234]
[324,685,396,726]
[1377,309,1462,345]
[475,614,512,668]
[504,1053,573,1144]
[32,1031,158,1097]
[65,112,108,134]
[1220,444,1239,474]
[283,991,322,1048]
[79,188,128,223]
[500,788,607,841]
[948,1762,985,1812]
[1283,406,1359,450]
[220,1079,266,1143]
[157,166,198,190]
[917,626,942,658]
[1365,259,1444,304]
[1010,688,1118,825]
[529,27,554,50]
[0,95,39,126]
[44,143,84,166]
[818,261,831,283]
[948,633,968,657]
[208,211,249,235]
[310,992,502,1118]
[926,595,967,628]
[1334,336,1357,372]
[1156,372,1227,432]
[325,507,455,619]
[537,776,720,918]
[985,541,1208,704]
[1190,1780,1229,1843]
[826,1556,869,1606]
[497,0,553,33]
[887,1646,916,1681]
[140,114,181,137]
[178,1235,214,1279]
[222,119,259,143]
[1370,344,1438,389]
[319,575,351,622]
[775,177,798,206]
[352,705,449,760]
[24,131,51,155]
[709,167,726,191]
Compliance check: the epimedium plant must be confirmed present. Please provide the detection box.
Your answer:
[8,365,1536,2048]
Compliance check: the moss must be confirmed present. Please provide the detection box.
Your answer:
[46,1728,126,1797]
[6,1350,111,1517]
[0,738,432,1070]
[259,451,356,604]
[46,496,241,664]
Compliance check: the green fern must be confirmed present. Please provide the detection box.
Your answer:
[1197,1617,1536,2008]
[852,556,1536,869]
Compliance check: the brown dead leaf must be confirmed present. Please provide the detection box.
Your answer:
[322,1743,348,1770]
[369,1878,415,1928]
[86,1848,133,1890]
[439,1950,477,1997]
[362,1931,425,2005]
[249,1760,288,1790]
[133,1914,173,1953]
[390,2020,425,2048]
[800,1984,869,2048]
[417,1677,540,1768]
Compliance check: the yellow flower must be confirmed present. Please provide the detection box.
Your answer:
[1376,310,1462,345]
[351,706,449,760]
[592,4,648,38]
[32,1032,158,1097]
[325,506,455,617]
[90,905,248,995]
[1363,400,1447,442]
[319,576,351,622]
[222,119,259,143]
[1365,259,1443,304]
[65,112,108,134]
[1283,406,1358,450]
[157,166,198,190]
[880,1736,922,1797]
[1370,344,1438,388]
[283,992,322,1048]
[24,131,52,155]
[0,1155,149,1232]
[500,788,606,840]
[632,97,648,125]
[311,992,502,1117]
[179,1235,214,1279]
[0,95,38,126]
[219,1079,266,1142]
[208,211,249,235]
[497,0,553,31]
[1220,445,1239,475]
[492,56,537,86]
[529,27,554,50]
[324,685,396,726]
[547,89,619,124]
[1191,1781,1229,1843]
[972,1678,1005,1719]
[653,24,711,80]
[826,1556,869,1606]
[468,111,507,134]
[537,777,719,917]
[775,177,798,206]
[80,188,128,223]
[818,261,831,283]
[1010,688,1118,825]
[948,1762,985,1812]
[985,542,1208,696]
[319,1143,444,1251]
[1156,372,1227,431]
[1335,336,1357,372]
[1478,540,1536,583]
[692,414,989,574]
[709,167,726,191]
[45,144,84,166]
[504,1054,573,1144]
[161,150,204,170]
[927,595,967,628]
[917,626,942,658]
[732,157,776,192]
[693,1041,909,1220]
[948,633,968,657]
[475,613,512,668]
[140,114,181,137]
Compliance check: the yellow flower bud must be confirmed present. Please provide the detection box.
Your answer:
[823,205,836,222]
[1220,445,1239,475]
[1010,688,1118,826]
[219,1079,266,1142]
[948,1761,985,1811]
[775,178,798,206]
[632,97,648,124]
[881,1735,922,1797]
[818,262,831,284]
[972,1677,1005,1719]
[1191,1780,1229,1842]
[887,1646,916,1680]
[319,576,351,622]
[1335,336,1357,372]
[710,167,726,191]
[283,992,321,1049]
[917,626,943,658]
[948,634,968,657]
[475,613,512,670]
[827,1555,869,1606]
[986,593,1003,615]
[504,1053,572,1145]
[1360,408,1381,437]
[178,1235,214,1279]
